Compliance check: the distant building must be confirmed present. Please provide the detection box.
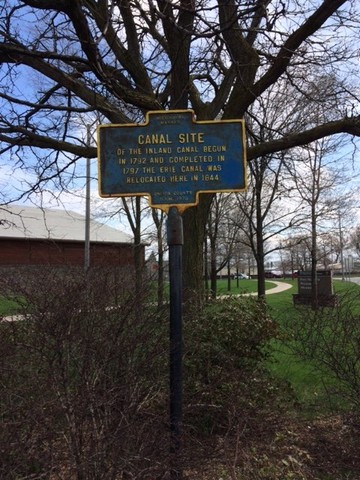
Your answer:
[0,205,138,268]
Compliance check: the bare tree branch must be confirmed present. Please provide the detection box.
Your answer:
[248,116,360,160]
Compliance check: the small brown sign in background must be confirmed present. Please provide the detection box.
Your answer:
[294,270,337,307]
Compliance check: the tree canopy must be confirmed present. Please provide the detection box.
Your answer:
[0,0,359,295]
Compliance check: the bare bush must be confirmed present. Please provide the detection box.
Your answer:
[0,269,285,478]
[0,267,169,479]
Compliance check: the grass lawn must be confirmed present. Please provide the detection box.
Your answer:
[266,278,360,415]
[0,296,23,316]
[210,276,360,417]
[215,277,275,295]
[209,278,332,412]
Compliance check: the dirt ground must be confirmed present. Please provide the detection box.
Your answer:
[182,413,360,480]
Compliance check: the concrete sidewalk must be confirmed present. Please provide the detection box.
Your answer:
[263,280,293,294]
[217,280,293,298]
[240,280,292,296]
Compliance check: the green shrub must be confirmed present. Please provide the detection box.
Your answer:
[183,296,278,434]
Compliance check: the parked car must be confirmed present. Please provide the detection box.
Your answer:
[264,270,283,278]
[284,271,299,278]
[234,273,250,279]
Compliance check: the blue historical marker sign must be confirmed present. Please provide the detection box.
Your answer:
[98,110,246,212]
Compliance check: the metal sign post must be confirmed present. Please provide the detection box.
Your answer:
[167,206,183,478]
[97,109,246,478]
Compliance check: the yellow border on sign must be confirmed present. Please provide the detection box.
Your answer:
[97,110,247,213]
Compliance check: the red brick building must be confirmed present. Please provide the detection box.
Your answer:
[0,205,138,268]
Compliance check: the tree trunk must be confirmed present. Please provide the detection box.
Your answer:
[204,234,209,300]
[157,237,164,308]
[255,173,266,298]
[311,204,318,310]
[257,253,266,298]
[227,260,231,292]
[210,236,217,299]
[182,194,213,306]
[152,209,165,308]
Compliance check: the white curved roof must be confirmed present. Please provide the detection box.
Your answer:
[0,205,133,244]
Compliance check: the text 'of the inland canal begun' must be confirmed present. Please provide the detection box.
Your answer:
[116,132,228,185]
